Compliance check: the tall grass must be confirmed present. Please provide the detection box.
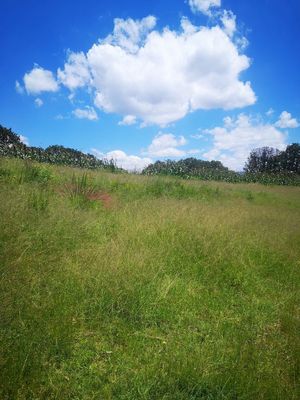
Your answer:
[0,158,299,399]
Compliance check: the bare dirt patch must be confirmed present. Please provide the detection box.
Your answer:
[86,192,113,208]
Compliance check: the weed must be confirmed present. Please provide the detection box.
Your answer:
[28,189,50,212]
[19,161,52,184]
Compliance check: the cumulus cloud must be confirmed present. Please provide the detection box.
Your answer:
[89,16,255,125]
[203,114,287,170]
[72,106,98,120]
[34,98,43,107]
[188,0,221,15]
[275,111,299,129]
[23,66,59,94]
[118,115,137,126]
[92,148,152,171]
[19,135,29,146]
[142,132,200,158]
[221,10,236,38]
[105,16,157,53]
[35,15,254,125]
[57,52,91,91]
[145,133,188,157]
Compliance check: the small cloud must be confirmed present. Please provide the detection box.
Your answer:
[188,0,221,15]
[118,115,137,126]
[266,108,274,117]
[72,106,98,121]
[92,148,152,171]
[23,66,59,95]
[223,116,234,128]
[144,132,188,157]
[15,80,25,94]
[235,36,249,51]
[191,133,204,139]
[34,98,43,107]
[57,51,91,91]
[19,135,29,146]
[275,111,299,129]
[221,10,236,38]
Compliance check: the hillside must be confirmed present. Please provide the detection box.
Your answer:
[0,158,299,399]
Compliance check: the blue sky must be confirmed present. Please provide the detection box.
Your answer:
[1,0,300,170]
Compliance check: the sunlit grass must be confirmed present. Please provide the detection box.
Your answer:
[0,158,299,399]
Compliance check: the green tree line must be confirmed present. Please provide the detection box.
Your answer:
[0,125,119,172]
[1,124,300,185]
[244,145,300,174]
[142,146,300,186]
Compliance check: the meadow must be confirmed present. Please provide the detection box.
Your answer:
[0,158,299,399]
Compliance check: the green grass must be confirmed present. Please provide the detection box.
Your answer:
[0,158,299,399]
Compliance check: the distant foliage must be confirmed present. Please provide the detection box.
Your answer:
[244,144,300,174]
[2,124,300,186]
[143,158,233,180]
[142,155,300,186]
[0,125,120,172]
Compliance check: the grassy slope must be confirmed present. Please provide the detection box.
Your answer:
[0,158,299,400]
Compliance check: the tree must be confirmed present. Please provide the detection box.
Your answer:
[244,147,281,173]
[0,125,22,145]
[280,143,300,173]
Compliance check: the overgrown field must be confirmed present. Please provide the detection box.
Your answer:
[0,158,299,400]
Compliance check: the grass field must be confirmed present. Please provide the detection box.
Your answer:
[0,158,299,399]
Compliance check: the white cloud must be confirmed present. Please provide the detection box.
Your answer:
[23,66,59,94]
[57,52,91,91]
[87,16,255,125]
[203,114,287,170]
[188,0,221,15]
[72,106,98,120]
[21,14,255,126]
[180,17,198,35]
[19,135,29,146]
[275,111,299,129]
[266,108,274,117]
[15,80,25,94]
[92,148,152,171]
[191,133,204,139]
[105,16,157,53]
[143,132,198,158]
[34,98,43,107]
[118,115,137,126]
[221,10,236,38]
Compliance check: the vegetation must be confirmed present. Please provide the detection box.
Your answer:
[0,157,299,399]
[2,124,300,185]
[142,158,233,180]
[244,144,300,174]
[142,157,300,186]
[0,125,120,172]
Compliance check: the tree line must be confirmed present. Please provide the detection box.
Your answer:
[142,146,300,186]
[1,124,300,185]
[244,145,300,174]
[0,125,119,172]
